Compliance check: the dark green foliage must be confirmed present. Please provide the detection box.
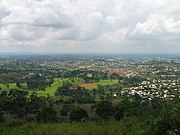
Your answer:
[0,79,179,135]
[150,99,180,135]
[36,106,57,123]
[16,82,21,88]
[121,99,143,117]
[114,100,140,120]
[122,76,145,87]
[151,98,163,116]
[27,74,53,90]
[92,100,114,119]
[69,108,89,122]
[60,105,71,116]
[113,103,124,121]
[0,110,5,123]
[2,89,28,117]
[114,110,124,121]
[27,94,47,114]
[57,84,94,103]
[0,91,7,109]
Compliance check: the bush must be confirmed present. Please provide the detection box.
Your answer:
[36,106,57,123]
[92,100,114,119]
[60,105,70,116]
[69,108,89,122]
[114,110,124,121]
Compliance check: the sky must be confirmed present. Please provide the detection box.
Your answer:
[0,0,180,54]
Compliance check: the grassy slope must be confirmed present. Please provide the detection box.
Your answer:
[34,78,66,97]
[0,119,148,135]
[35,78,85,97]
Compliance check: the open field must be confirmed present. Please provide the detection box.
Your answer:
[34,78,85,97]
[34,78,68,97]
[78,79,119,89]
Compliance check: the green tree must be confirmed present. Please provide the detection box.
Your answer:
[4,89,28,118]
[61,105,70,116]
[69,108,89,122]
[92,100,114,120]
[27,94,47,114]
[16,82,21,88]
[36,106,57,123]
[151,101,180,135]
[114,103,124,121]
[0,91,7,110]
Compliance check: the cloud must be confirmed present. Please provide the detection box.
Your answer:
[0,5,10,20]
[130,14,180,42]
[132,14,180,35]
[0,0,180,54]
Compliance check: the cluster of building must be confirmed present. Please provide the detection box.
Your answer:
[123,79,180,100]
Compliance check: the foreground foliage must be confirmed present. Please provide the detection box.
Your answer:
[0,119,148,135]
[0,89,179,135]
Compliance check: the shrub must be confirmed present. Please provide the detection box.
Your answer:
[69,108,89,122]
[60,105,70,116]
[36,106,57,123]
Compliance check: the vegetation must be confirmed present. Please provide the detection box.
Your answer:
[0,55,179,135]
[69,108,89,122]
[0,120,149,135]
[36,106,57,123]
[0,88,179,135]
[92,100,113,120]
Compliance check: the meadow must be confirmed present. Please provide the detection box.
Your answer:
[0,118,148,135]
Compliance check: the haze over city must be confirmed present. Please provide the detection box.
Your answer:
[0,0,180,54]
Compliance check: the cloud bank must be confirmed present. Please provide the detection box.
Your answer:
[0,0,180,54]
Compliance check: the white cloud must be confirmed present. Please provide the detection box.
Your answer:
[0,0,180,54]
[131,14,180,42]
[105,16,116,25]
[133,14,180,34]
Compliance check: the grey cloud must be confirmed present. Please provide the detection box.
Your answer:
[0,0,180,54]
[33,12,72,28]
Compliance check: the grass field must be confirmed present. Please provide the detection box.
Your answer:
[34,78,67,97]
[0,118,147,135]
[0,83,27,91]
[78,79,118,89]
[87,73,93,77]
[35,78,85,97]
